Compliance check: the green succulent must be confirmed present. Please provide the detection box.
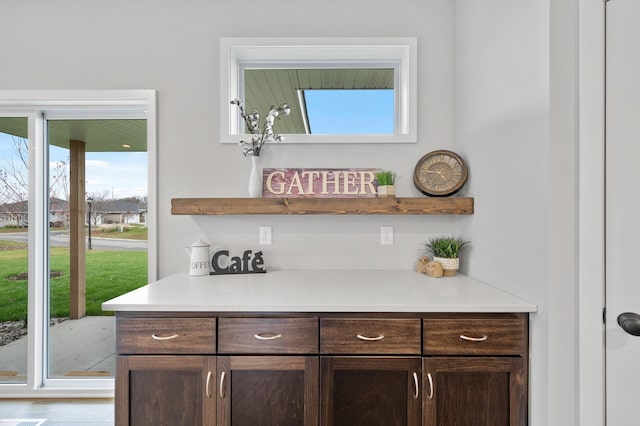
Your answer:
[424,237,468,259]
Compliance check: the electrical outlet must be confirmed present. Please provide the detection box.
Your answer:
[380,226,394,245]
[259,226,272,245]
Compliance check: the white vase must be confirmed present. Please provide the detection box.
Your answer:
[248,155,262,198]
[434,256,459,276]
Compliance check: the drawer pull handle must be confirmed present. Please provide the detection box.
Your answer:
[220,371,226,399]
[460,334,488,342]
[205,371,212,399]
[254,333,283,340]
[412,372,419,399]
[356,334,385,341]
[426,373,434,399]
[151,333,179,340]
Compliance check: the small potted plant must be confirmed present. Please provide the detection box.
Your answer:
[423,236,469,276]
[375,170,398,198]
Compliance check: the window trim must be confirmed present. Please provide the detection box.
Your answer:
[220,37,417,144]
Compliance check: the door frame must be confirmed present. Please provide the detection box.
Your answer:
[0,90,157,397]
[578,1,606,424]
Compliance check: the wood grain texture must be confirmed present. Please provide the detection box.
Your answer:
[320,357,421,426]
[423,317,527,356]
[171,197,474,215]
[423,357,526,426]
[69,140,86,319]
[218,317,319,354]
[217,356,319,426]
[321,319,421,355]
[116,355,216,426]
[116,317,216,355]
[115,312,528,425]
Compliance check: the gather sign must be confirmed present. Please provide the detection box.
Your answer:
[262,168,382,198]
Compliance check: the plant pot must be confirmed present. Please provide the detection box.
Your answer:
[377,185,396,198]
[433,256,459,276]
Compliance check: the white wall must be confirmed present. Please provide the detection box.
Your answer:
[0,0,459,272]
[0,0,582,424]
[454,1,551,424]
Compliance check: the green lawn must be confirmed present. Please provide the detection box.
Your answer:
[0,246,147,321]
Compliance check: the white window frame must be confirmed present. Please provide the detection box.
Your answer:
[0,90,157,397]
[220,37,418,144]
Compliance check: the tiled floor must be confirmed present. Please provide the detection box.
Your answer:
[0,399,114,425]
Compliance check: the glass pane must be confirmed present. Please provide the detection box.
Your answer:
[304,89,394,134]
[0,117,29,384]
[244,68,395,135]
[47,119,148,379]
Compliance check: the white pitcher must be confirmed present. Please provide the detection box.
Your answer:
[186,239,214,276]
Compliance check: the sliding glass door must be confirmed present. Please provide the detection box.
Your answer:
[0,90,156,396]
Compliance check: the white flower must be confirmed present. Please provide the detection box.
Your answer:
[230,99,291,156]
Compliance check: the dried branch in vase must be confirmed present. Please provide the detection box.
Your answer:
[230,98,291,156]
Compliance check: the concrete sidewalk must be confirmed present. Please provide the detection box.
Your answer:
[0,316,115,382]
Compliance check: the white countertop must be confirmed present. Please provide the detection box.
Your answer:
[102,270,537,313]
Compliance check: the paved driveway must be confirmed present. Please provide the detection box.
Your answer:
[0,231,147,251]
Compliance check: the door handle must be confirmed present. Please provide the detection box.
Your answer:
[617,312,640,336]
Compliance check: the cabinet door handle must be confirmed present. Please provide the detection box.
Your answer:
[151,333,179,340]
[205,371,212,399]
[459,334,488,342]
[254,333,282,340]
[219,371,226,399]
[356,334,385,341]
[426,373,434,400]
[412,372,419,399]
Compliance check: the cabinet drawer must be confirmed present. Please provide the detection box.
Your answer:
[116,317,216,355]
[321,318,421,354]
[218,317,319,354]
[423,317,526,355]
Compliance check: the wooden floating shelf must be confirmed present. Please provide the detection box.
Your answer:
[171,197,474,215]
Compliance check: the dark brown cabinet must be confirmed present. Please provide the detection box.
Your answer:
[114,316,217,426]
[113,312,528,426]
[423,357,525,426]
[320,357,421,426]
[319,317,422,426]
[422,314,528,426]
[217,356,319,426]
[115,355,216,426]
[216,317,320,426]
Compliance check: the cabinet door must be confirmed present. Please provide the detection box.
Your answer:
[321,357,421,426]
[115,355,216,426]
[423,357,526,426]
[217,356,319,426]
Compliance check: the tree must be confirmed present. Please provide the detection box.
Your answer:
[0,135,69,227]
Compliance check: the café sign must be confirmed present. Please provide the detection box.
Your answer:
[262,168,381,198]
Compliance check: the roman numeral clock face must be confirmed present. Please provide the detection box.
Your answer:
[413,150,468,196]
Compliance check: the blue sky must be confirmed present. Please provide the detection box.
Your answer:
[304,89,394,134]
[0,133,147,200]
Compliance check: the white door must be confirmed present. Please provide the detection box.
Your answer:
[606,0,640,424]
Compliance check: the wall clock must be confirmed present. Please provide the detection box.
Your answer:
[413,150,468,197]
